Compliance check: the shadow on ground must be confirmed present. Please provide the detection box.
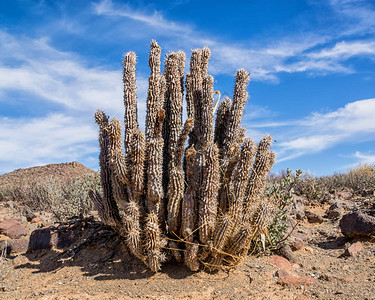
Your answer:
[14,217,196,281]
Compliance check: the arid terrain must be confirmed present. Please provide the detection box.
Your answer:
[0,163,374,299]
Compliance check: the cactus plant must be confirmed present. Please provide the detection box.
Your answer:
[90,40,276,272]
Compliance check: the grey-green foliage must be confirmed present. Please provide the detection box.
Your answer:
[261,169,302,249]
[0,174,101,221]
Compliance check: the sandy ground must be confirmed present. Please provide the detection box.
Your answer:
[1,204,374,300]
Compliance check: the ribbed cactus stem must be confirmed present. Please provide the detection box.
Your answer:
[94,110,122,227]
[123,200,144,260]
[245,150,276,223]
[166,166,184,235]
[123,52,139,186]
[200,46,211,77]
[174,118,194,166]
[222,69,250,161]
[88,190,106,223]
[214,97,232,151]
[106,118,129,185]
[187,49,202,147]
[146,137,164,212]
[185,74,194,120]
[165,52,184,162]
[144,211,162,272]
[181,146,197,240]
[197,74,214,149]
[145,40,162,143]
[212,213,233,252]
[228,138,257,218]
[130,129,145,202]
[185,243,200,271]
[123,51,139,144]
[243,135,274,220]
[199,142,220,244]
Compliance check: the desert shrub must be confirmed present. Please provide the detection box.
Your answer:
[294,164,375,203]
[294,173,330,204]
[0,173,101,221]
[345,164,375,195]
[251,169,302,251]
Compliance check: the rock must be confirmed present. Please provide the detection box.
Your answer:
[0,238,29,254]
[268,255,292,270]
[31,217,42,224]
[277,276,318,287]
[340,211,375,238]
[275,269,289,279]
[28,227,58,251]
[344,241,364,257]
[22,208,37,222]
[289,232,307,251]
[279,245,299,263]
[326,201,347,220]
[305,211,324,223]
[319,274,354,283]
[0,219,28,239]
[295,210,306,221]
[28,226,83,251]
[5,201,15,209]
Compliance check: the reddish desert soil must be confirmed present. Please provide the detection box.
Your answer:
[0,163,375,299]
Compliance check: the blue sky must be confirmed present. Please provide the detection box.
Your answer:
[0,0,375,176]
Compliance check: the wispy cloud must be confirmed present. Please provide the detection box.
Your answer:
[93,0,191,35]
[0,30,148,119]
[0,30,150,173]
[0,114,97,173]
[91,0,375,81]
[353,151,375,165]
[330,0,375,36]
[268,98,375,162]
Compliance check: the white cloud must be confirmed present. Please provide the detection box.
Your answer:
[93,0,191,35]
[0,114,98,174]
[269,98,375,162]
[353,151,375,165]
[330,0,375,35]
[0,30,148,119]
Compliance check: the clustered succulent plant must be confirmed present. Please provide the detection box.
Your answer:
[91,40,276,272]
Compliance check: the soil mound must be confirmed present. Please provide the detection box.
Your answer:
[0,162,96,186]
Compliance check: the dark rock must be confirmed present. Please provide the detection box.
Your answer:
[28,226,83,251]
[0,219,28,239]
[344,241,364,257]
[289,232,307,251]
[340,211,375,238]
[305,211,324,223]
[23,208,37,222]
[326,201,348,220]
[279,244,299,263]
[28,227,58,251]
